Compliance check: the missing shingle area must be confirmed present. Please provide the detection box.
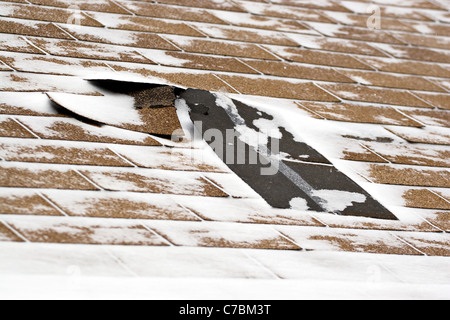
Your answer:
[180,88,396,220]
[42,79,397,220]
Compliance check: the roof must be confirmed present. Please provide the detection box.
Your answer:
[0,0,449,299]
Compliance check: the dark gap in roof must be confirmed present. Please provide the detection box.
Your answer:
[87,80,161,94]
[343,135,395,144]
[87,80,176,109]
[180,88,397,220]
[46,98,104,127]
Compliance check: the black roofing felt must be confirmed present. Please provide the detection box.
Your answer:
[181,88,397,220]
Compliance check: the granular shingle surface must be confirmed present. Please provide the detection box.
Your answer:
[0,0,449,300]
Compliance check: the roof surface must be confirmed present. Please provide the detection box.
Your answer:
[0,0,449,299]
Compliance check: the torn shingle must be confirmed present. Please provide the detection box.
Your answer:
[182,88,396,220]
[131,86,176,109]
[46,82,182,136]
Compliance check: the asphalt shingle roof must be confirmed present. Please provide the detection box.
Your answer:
[0,0,449,299]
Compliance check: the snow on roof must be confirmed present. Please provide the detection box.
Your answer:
[0,0,449,299]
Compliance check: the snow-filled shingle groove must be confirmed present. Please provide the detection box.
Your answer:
[36,192,70,217]
[0,0,449,298]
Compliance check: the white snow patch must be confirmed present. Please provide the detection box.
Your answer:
[253,118,283,139]
[312,190,367,212]
[139,49,191,67]
[163,34,195,47]
[213,93,284,153]
[46,92,143,127]
[0,92,61,116]
[338,1,370,14]
[286,34,323,49]
[307,22,345,37]
[290,197,310,211]
[371,43,408,57]
[327,11,359,25]
[62,24,140,46]
[0,73,100,95]
[411,23,435,34]
[235,124,269,148]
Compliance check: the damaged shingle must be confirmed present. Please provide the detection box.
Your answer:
[181,88,396,220]
[46,80,182,137]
